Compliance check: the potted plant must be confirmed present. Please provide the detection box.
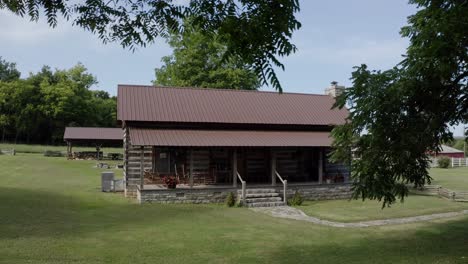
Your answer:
[162,176,179,189]
[336,173,345,183]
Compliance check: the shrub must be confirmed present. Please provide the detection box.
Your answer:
[438,156,450,168]
[225,192,235,207]
[288,191,303,206]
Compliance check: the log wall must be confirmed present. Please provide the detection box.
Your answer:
[124,126,152,198]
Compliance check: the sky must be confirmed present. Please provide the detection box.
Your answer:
[0,0,465,136]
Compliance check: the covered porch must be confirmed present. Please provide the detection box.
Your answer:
[128,128,349,190]
[141,147,331,188]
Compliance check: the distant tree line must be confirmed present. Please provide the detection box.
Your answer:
[0,57,117,144]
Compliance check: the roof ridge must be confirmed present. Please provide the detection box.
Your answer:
[117,84,331,97]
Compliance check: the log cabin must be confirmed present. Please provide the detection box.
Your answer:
[117,84,352,206]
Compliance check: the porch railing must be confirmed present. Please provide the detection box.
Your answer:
[275,171,287,203]
[237,172,246,204]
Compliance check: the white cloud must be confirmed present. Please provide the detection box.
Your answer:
[0,10,72,43]
[289,36,408,68]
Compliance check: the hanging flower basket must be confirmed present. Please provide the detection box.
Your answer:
[162,176,179,189]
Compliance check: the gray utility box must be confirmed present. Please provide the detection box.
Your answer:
[101,171,115,192]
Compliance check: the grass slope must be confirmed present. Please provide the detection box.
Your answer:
[430,167,468,191]
[0,154,467,263]
[298,196,468,223]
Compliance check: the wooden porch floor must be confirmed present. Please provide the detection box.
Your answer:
[141,181,337,190]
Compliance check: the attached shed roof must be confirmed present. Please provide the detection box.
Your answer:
[63,127,122,141]
[129,128,332,147]
[117,85,348,126]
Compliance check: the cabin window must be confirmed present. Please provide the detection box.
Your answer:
[152,147,188,175]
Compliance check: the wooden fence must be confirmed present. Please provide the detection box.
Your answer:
[429,157,468,168]
[451,157,468,167]
[0,149,15,155]
[411,185,468,202]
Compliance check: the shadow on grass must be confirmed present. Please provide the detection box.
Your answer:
[0,187,220,239]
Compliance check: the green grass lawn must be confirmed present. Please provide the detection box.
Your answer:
[1,154,468,263]
[0,142,123,154]
[430,167,468,191]
[298,196,468,223]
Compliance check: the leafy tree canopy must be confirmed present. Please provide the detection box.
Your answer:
[154,21,260,90]
[0,57,20,81]
[0,0,301,91]
[331,0,468,206]
[0,62,117,144]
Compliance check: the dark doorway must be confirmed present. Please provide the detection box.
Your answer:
[237,148,271,184]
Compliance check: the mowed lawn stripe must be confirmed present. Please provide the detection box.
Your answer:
[0,153,467,263]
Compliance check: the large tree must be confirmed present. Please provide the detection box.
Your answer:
[0,0,301,91]
[0,62,118,144]
[154,23,260,90]
[0,57,20,81]
[331,0,468,206]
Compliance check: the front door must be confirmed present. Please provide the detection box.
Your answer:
[237,148,270,184]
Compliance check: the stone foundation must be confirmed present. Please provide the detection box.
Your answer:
[287,184,352,200]
[136,183,352,204]
[125,184,138,199]
[137,187,235,204]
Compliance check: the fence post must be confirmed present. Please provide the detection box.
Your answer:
[451,157,454,168]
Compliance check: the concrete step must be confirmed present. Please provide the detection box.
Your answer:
[246,197,283,203]
[246,201,286,208]
[248,188,277,194]
[239,188,277,194]
[245,193,281,198]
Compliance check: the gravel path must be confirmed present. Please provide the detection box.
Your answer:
[250,206,468,228]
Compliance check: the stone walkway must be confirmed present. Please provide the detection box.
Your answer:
[250,206,468,228]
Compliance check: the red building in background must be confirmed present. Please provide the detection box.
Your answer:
[434,145,465,158]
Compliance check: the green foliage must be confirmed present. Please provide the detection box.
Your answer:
[331,0,468,206]
[0,57,20,81]
[0,1,301,91]
[225,192,235,207]
[446,138,467,156]
[288,191,303,206]
[0,62,117,144]
[438,157,451,169]
[154,21,260,90]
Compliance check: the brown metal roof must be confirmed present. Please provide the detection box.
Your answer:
[117,85,348,126]
[129,128,332,147]
[63,127,122,141]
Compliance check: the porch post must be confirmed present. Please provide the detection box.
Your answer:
[318,148,323,184]
[140,146,144,190]
[271,149,276,186]
[189,148,194,188]
[232,149,238,187]
[152,146,156,173]
[96,145,101,160]
[66,141,71,158]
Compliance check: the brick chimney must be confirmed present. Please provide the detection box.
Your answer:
[324,81,345,97]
